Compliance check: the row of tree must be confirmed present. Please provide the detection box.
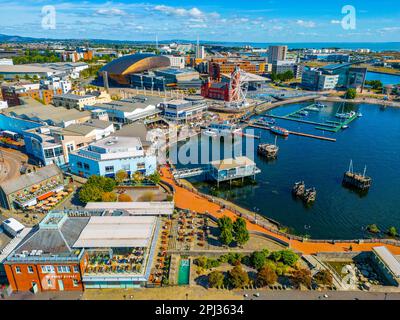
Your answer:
[217,216,249,247]
[270,70,295,82]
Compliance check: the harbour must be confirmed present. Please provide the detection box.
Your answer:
[173,102,400,239]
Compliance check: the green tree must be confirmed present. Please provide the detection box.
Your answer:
[270,251,282,262]
[228,265,250,289]
[387,226,398,237]
[208,271,225,289]
[233,217,250,246]
[367,224,380,234]
[148,171,161,185]
[257,265,278,287]
[133,171,144,184]
[250,250,268,270]
[345,88,357,99]
[79,185,103,203]
[280,250,299,267]
[218,216,233,230]
[220,229,234,246]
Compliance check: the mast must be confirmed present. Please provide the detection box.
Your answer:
[363,165,367,177]
[349,159,353,173]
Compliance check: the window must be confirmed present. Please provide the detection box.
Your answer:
[73,266,79,273]
[84,163,90,170]
[44,148,55,159]
[105,166,114,173]
[15,266,21,274]
[122,164,130,171]
[77,162,83,169]
[137,163,146,170]
[47,279,53,287]
[67,144,74,152]
[72,279,79,287]
[41,265,55,274]
[28,266,34,274]
[57,266,71,273]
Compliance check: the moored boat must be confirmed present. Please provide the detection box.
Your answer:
[270,126,289,137]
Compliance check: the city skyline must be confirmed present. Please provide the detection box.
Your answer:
[1,0,400,43]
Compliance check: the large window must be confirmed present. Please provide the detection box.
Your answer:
[28,266,34,274]
[105,166,114,173]
[44,148,55,159]
[84,163,90,170]
[41,265,55,274]
[57,266,71,273]
[15,266,21,274]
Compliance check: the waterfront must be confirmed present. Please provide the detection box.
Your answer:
[173,102,400,240]
[366,71,400,86]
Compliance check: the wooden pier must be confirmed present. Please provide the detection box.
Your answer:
[245,122,337,142]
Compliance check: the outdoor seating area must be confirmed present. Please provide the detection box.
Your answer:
[85,248,147,275]
[23,188,73,213]
[149,219,171,285]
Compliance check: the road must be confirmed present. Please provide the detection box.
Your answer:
[0,147,29,183]
[243,289,400,300]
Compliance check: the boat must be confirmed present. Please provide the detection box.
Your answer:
[315,102,326,108]
[270,126,289,137]
[303,188,317,203]
[258,136,279,159]
[358,112,363,117]
[202,121,242,138]
[342,125,349,129]
[298,110,309,116]
[335,102,356,119]
[292,181,305,197]
[305,106,320,112]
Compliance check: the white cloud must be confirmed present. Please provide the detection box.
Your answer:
[154,5,204,18]
[95,8,126,16]
[331,20,341,24]
[296,20,316,28]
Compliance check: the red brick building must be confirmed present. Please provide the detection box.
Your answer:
[201,80,230,101]
[4,212,88,292]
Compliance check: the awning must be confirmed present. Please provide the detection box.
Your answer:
[37,191,55,201]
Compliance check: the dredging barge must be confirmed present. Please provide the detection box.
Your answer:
[292,181,317,203]
[342,160,372,191]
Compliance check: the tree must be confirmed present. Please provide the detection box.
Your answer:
[208,271,225,289]
[280,250,299,267]
[218,216,233,230]
[251,250,268,270]
[314,270,333,287]
[387,226,398,237]
[228,265,250,289]
[257,265,278,287]
[270,251,282,262]
[87,175,116,192]
[101,192,117,202]
[345,88,357,99]
[139,191,155,202]
[367,224,380,234]
[115,170,128,184]
[233,217,250,246]
[79,185,103,203]
[118,193,133,202]
[291,269,312,289]
[219,229,234,246]
[133,171,144,184]
[148,171,161,185]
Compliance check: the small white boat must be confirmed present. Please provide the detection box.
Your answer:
[358,112,363,117]
[342,125,349,129]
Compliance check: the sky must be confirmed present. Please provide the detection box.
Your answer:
[0,0,400,43]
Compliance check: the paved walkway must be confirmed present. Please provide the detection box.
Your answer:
[161,167,400,255]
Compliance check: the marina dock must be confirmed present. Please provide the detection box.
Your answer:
[244,122,337,142]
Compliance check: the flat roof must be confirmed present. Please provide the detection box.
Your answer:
[0,65,55,73]
[210,156,256,171]
[373,246,400,278]
[0,164,62,196]
[85,201,174,216]
[73,216,157,248]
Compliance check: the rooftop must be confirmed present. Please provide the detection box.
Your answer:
[0,164,62,196]
[373,246,400,278]
[73,216,157,248]
[0,65,55,74]
[210,156,256,171]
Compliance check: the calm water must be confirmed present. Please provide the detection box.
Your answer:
[366,71,400,86]
[173,102,400,239]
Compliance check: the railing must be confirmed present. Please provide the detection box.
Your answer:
[164,165,400,248]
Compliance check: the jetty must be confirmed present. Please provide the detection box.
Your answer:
[244,122,337,142]
[342,160,372,191]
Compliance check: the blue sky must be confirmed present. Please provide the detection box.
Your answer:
[1,0,399,42]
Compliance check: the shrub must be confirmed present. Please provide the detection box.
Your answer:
[79,185,102,203]
[118,193,133,202]
[291,269,312,289]
[208,271,225,289]
[250,251,268,270]
[314,270,333,287]
[101,192,117,202]
[387,226,398,237]
[367,224,380,233]
[280,250,299,267]
[115,170,128,183]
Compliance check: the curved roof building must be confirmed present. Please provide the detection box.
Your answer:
[100,54,171,85]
